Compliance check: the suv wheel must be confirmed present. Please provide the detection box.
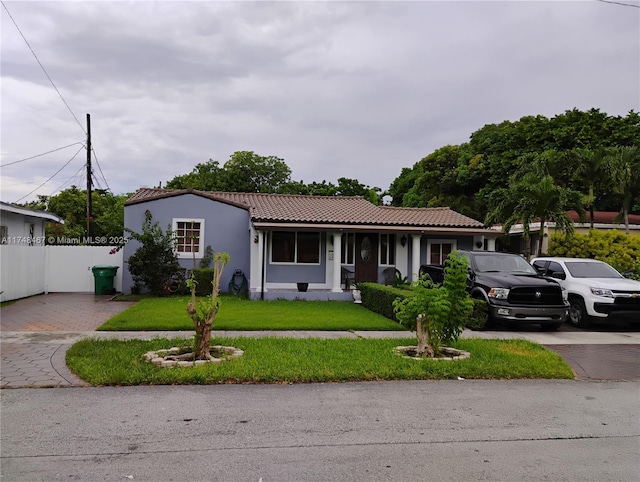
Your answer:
[568,298,591,329]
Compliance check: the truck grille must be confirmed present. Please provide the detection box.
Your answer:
[508,287,564,305]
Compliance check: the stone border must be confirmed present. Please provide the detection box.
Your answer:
[143,345,244,368]
[394,345,470,361]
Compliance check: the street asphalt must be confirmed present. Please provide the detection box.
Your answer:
[1,294,639,481]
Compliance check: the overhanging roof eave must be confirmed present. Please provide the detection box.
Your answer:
[252,221,497,236]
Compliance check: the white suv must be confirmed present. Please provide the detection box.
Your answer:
[531,257,640,328]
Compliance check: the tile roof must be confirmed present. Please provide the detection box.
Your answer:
[125,188,485,229]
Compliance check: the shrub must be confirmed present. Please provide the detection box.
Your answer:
[549,230,640,279]
[393,252,473,356]
[358,282,415,321]
[191,268,215,297]
[126,210,182,296]
[466,299,489,330]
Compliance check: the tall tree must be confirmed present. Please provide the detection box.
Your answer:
[222,151,292,193]
[570,147,611,229]
[608,146,640,234]
[486,173,584,258]
[21,187,127,243]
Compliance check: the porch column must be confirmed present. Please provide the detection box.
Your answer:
[411,234,421,282]
[487,237,496,252]
[250,230,266,293]
[331,232,342,292]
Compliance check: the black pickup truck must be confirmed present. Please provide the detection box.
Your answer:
[422,251,569,329]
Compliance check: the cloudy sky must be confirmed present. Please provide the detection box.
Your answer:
[1,0,638,204]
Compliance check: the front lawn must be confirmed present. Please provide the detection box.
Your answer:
[66,337,574,385]
[98,296,405,331]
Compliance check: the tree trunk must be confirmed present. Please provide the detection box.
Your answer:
[415,315,435,358]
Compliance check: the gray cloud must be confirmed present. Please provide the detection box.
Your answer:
[1,0,638,203]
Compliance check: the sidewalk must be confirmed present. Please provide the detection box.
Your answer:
[2,293,639,388]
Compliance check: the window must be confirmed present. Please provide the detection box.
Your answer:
[428,240,455,265]
[172,218,204,258]
[341,233,355,265]
[379,234,396,265]
[271,231,320,264]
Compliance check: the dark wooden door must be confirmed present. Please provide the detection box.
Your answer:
[355,233,378,283]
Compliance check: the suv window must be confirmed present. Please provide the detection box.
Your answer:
[565,261,622,279]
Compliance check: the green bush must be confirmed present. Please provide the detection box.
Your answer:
[191,268,215,296]
[466,299,489,330]
[549,230,640,279]
[358,282,415,321]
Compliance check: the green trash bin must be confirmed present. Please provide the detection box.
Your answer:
[92,265,119,295]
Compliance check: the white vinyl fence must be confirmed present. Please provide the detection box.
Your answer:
[0,245,124,302]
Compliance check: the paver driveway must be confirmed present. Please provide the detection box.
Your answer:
[1,293,135,388]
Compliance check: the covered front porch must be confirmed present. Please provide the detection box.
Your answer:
[247,227,498,300]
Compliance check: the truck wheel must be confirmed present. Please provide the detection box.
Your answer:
[568,298,591,329]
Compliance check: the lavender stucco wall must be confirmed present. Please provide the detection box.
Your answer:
[122,194,251,294]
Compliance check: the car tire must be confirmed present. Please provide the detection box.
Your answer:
[568,298,591,329]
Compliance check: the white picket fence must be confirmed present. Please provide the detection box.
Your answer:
[0,245,124,302]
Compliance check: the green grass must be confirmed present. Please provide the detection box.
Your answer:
[66,337,574,385]
[98,296,405,331]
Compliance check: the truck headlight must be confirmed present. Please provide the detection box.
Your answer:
[488,288,510,300]
[590,287,614,298]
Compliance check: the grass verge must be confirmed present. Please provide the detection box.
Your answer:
[66,337,574,385]
[97,296,404,331]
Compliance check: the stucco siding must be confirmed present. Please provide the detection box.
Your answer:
[122,194,251,293]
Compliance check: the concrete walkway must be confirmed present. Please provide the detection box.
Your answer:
[2,293,639,388]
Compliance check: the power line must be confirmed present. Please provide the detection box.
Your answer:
[50,164,86,195]
[14,145,84,203]
[91,148,112,193]
[0,142,85,167]
[595,0,640,8]
[1,1,87,135]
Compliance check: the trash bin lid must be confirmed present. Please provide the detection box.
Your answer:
[92,265,119,272]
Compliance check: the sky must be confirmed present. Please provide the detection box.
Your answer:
[1,0,639,204]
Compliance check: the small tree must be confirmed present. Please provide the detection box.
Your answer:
[126,210,182,296]
[186,251,230,360]
[393,252,472,357]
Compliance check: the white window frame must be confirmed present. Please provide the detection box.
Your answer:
[379,233,396,266]
[341,233,355,265]
[270,231,321,265]
[426,239,457,265]
[172,218,205,259]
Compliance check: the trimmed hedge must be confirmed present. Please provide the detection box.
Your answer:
[467,299,489,330]
[358,282,415,321]
[549,230,640,279]
[358,282,489,329]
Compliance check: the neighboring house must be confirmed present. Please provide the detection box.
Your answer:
[494,211,640,255]
[123,188,500,300]
[0,201,64,301]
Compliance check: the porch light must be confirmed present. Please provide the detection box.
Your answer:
[401,235,407,247]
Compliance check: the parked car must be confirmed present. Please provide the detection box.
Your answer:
[423,251,569,329]
[531,257,640,328]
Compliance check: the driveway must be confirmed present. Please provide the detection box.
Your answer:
[1,293,639,387]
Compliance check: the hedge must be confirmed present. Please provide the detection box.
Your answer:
[549,230,640,279]
[358,282,488,330]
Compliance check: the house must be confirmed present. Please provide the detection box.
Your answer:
[494,211,640,255]
[123,188,500,300]
[0,201,64,301]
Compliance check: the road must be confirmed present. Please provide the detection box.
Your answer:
[2,380,638,481]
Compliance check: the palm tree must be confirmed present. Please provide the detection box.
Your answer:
[608,146,640,234]
[571,147,610,229]
[487,173,585,257]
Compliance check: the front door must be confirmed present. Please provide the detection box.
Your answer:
[355,233,378,283]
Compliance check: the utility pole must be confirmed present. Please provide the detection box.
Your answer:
[86,113,92,241]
